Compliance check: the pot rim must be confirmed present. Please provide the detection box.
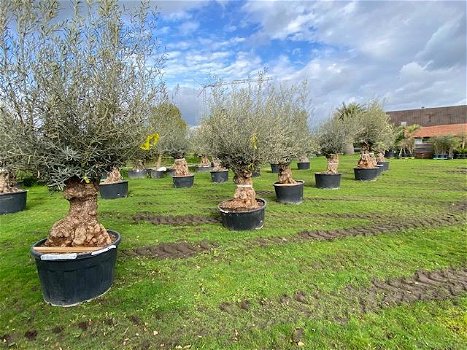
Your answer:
[218,198,266,214]
[172,174,194,178]
[314,172,341,175]
[0,189,28,196]
[273,180,304,187]
[30,230,121,261]
[99,180,128,185]
[354,167,378,170]
[210,170,228,173]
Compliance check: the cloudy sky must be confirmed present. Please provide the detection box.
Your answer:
[151,0,466,126]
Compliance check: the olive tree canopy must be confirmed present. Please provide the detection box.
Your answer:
[0,0,164,189]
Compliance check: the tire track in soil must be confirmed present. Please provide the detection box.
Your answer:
[121,240,218,259]
[216,267,467,321]
[122,202,466,260]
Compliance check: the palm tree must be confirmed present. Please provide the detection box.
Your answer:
[336,102,365,154]
[395,124,420,157]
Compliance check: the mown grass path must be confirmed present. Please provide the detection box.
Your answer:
[0,156,466,349]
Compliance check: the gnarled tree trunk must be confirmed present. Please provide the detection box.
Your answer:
[173,158,190,176]
[46,178,111,247]
[212,158,226,171]
[0,168,18,194]
[102,167,122,184]
[199,155,210,167]
[357,151,377,168]
[133,159,145,171]
[298,155,309,162]
[325,154,339,174]
[277,163,296,184]
[155,154,162,169]
[376,152,385,162]
[222,170,258,210]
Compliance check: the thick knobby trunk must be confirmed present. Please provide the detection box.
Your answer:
[134,159,145,171]
[212,158,226,171]
[325,154,339,174]
[357,151,377,168]
[46,179,111,247]
[155,154,162,169]
[0,169,18,194]
[376,152,385,162]
[222,171,258,210]
[102,167,122,184]
[199,155,210,167]
[277,164,296,184]
[298,156,309,162]
[173,158,190,176]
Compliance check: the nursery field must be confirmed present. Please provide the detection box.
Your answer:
[0,155,466,350]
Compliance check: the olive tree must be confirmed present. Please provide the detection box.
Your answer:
[262,82,313,184]
[336,102,365,154]
[189,124,214,167]
[200,77,271,210]
[0,0,164,246]
[316,116,346,173]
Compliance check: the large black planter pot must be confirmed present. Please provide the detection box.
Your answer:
[150,169,165,179]
[354,168,379,181]
[376,165,384,176]
[297,162,310,170]
[31,231,121,307]
[273,180,304,204]
[0,190,27,214]
[127,169,147,179]
[99,181,128,199]
[197,166,213,173]
[218,198,266,231]
[384,150,395,158]
[173,175,194,188]
[270,164,279,173]
[377,161,389,171]
[211,170,229,183]
[165,168,175,177]
[315,173,341,189]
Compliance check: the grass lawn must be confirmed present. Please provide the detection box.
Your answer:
[0,155,466,349]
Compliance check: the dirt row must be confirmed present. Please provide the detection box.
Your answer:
[121,210,464,260]
[217,267,467,317]
[121,240,218,259]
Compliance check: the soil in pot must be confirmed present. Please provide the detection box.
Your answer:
[354,167,379,181]
[273,180,304,204]
[31,231,121,307]
[297,162,310,170]
[0,190,27,214]
[211,170,228,183]
[173,175,194,188]
[218,198,266,230]
[315,173,341,189]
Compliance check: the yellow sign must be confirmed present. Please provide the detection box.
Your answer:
[140,133,160,151]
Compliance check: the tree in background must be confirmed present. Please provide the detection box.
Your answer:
[395,124,420,157]
[0,0,164,246]
[335,102,365,155]
[316,117,347,173]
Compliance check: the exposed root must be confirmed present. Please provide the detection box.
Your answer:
[102,167,122,184]
[324,154,339,174]
[277,164,297,184]
[173,158,191,176]
[357,151,377,168]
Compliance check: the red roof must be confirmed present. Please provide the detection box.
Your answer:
[413,123,467,138]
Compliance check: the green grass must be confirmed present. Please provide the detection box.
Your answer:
[0,155,466,349]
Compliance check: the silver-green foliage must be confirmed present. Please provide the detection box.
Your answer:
[316,117,347,156]
[356,100,395,151]
[0,0,164,188]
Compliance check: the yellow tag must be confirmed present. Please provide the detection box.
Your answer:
[250,133,257,150]
[140,133,160,151]
[83,176,90,184]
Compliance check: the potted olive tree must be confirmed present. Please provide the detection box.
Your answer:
[0,110,27,214]
[354,100,394,181]
[264,83,312,204]
[336,102,365,155]
[0,0,163,305]
[189,125,214,173]
[315,116,346,189]
[201,76,270,230]
[160,115,193,187]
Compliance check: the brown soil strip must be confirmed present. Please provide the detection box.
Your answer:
[132,212,221,226]
[217,267,467,317]
[122,240,218,259]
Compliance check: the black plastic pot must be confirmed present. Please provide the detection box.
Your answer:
[0,190,27,214]
[165,168,175,177]
[31,231,121,307]
[173,175,194,188]
[354,167,379,181]
[273,180,304,204]
[218,198,266,231]
[315,173,341,189]
[99,181,128,199]
[297,162,310,170]
[150,169,165,179]
[376,165,384,176]
[197,166,213,173]
[377,161,389,171]
[270,164,279,173]
[384,150,395,158]
[127,169,147,179]
[210,170,228,183]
